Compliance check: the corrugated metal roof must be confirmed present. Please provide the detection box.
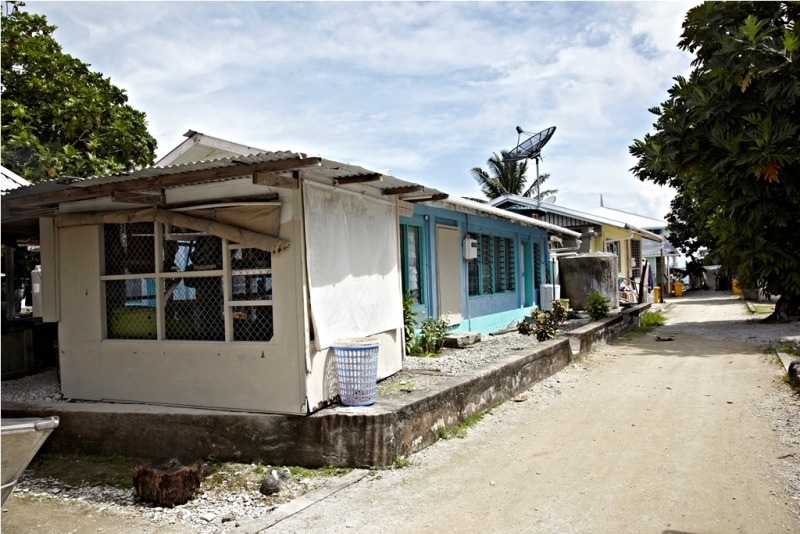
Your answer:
[0,165,30,195]
[589,206,666,229]
[2,151,302,201]
[489,194,666,241]
[1,150,449,212]
[433,196,581,238]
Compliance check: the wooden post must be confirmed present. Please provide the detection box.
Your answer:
[4,245,15,321]
[133,458,204,507]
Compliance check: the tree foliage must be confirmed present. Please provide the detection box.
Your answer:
[471,151,557,200]
[629,1,800,320]
[1,6,157,182]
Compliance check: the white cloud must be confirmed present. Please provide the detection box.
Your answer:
[211,17,243,27]
[28,1,697,220]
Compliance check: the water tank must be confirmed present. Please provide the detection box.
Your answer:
[559,254,618,310]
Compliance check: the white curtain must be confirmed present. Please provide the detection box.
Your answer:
[303,181,403,349]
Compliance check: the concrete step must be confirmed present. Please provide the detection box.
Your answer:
[443,332,481,348]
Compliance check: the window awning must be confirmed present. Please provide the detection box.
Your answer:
[57,205,288,254]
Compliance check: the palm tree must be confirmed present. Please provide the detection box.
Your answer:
[523,172,558,201]
[471,151,557,201]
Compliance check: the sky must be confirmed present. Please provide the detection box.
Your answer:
[27,1,698,221]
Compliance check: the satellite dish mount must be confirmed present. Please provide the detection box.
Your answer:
[503,126,556,210]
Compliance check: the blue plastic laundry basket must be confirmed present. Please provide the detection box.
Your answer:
[331,337,381,406]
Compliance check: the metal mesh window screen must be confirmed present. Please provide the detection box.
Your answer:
[481,235,492,294]
[163,226,222,273]
[164,276,224,341]
[105,278,157,339]
[232,305,274,341]
[231,248,271,271]
[631,240,642,278]
[494,236,504,293]
[104,223,155,275]
[467,234,479,296]
[231,274,272,301]
[505,238,515,291]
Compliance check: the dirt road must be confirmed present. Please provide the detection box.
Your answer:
[270,294,798,533]
[3,293,798,533]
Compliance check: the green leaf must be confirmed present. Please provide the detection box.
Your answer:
[1,8,157,182]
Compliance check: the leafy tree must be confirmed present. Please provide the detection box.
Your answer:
[471,151,557,200]
[1,5,157,182]
[630,1,800,321]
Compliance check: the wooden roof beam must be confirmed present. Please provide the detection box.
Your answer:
[3,207,58,220]
[400,194,449,203]
[381,185,423,196]
[112,190,166,206]
[4,157,321,209]
[253,170,301,189]
[333,173,382,186]
[166,192,279,210]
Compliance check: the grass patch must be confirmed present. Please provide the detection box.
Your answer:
[26,454,140,490]
[640,311,666,327]
[376,381,417,396]
[286,465,351,479]
[779,347,800,358]
[409,352,440,358]
[392,456,411,469]
[438,412,486,440]
[781,373,800,393]
[752,304,776,314]
[206,463,350,494]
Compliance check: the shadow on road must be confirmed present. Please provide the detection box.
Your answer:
[611,332,749,358]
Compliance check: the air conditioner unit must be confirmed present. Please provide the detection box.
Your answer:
[539,284,560,311]
[463,237,478,260]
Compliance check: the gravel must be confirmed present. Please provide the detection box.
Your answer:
[12,464,334,533]
[761,392,800,525]
[401,318,589,376]
[1,369,64,403]
[6,292,798,531]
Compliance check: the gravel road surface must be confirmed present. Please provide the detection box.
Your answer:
[3,292,798,533]
[269,293,800,533]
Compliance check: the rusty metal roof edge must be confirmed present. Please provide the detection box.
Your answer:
[1,151,305,201]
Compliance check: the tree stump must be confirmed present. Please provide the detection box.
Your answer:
[133,458,204,506]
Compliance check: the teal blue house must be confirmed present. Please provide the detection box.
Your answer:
[399,197,580,336]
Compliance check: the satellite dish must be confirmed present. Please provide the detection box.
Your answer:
[543,196,556,204]
[503,126,556,162]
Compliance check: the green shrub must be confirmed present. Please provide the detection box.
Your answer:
[640,311,666,327]
[517,307,558,341]
[535,323,557,341]
[418,317,451,354]
[551,300,568,325]
[585,291,611,321]
[517,320,535,336]
[403,291,420,347]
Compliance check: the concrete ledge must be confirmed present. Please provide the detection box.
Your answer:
[564,302,651,357]
[2,305,648,468]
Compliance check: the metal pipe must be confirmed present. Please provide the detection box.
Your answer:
[550,238,582,255]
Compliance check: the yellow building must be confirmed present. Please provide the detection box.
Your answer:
[489,195,663,282]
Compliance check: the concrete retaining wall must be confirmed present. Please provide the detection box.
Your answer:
[2,303,651,467]
[564,303,651,357]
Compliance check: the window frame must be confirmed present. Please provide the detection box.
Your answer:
[468,233,517,298]
[100,222,274,343]
[399,223,425,306]
[631,239,642,279]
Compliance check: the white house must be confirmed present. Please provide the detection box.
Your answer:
[0,132,450,414]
